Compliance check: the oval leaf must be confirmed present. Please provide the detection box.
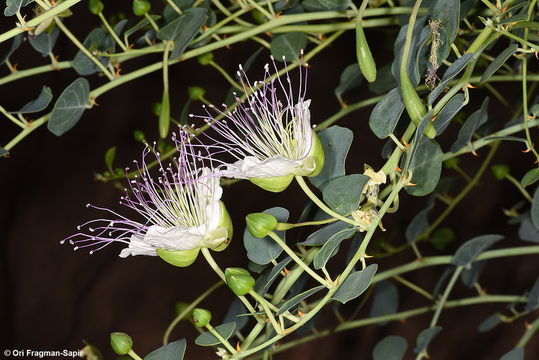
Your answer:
[4,0,33,16]
[332,264,377,304]
[406,139,443,196]
[428,53,473,105]
[450,97,490,153]
[322,174,370,216]
[414,327,442,354]
[313,228,357,269]
[373,335,408,360]
[521,168,539,188]
[335,64,363,103]
[143,339,186,360]
[405,196,435,243]
[452,234,504,266]
[157,8,208,59]
[9,86,53,114]
[271,32,307,61]
[369,87,405,139]
[480,44,518,84]
[525,276,539,311]
[500,347,524,360]
[276,285,325,315]
[369,281,399,324]
[48,78,90,136]
[195,322,236,346]
[300,220,351,246]
[531,187,539,229]
[29,27,60,56]
[478,314,502,333]
[309,126,353,190]
[433,93,466,135]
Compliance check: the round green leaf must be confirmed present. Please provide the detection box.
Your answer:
[332,264,377,304]
[271,32,307,61]
[373,335,408,360]
[48,78,90,136]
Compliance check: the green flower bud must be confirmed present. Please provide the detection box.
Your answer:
[188,86,206,101]
[491,164,510,180]
[250,174,294,192]
[133,130,146,143]
[88,0,104,15]
[250,9,265,24]
[192,308,212,328]
[175,302,192,317]
[307,133,325,177]
[132,0,151,16]
[197,52,214,65]
[110,332,133,355]
[245,213,277,238]
[156,248,200,267]
[152,102,162,116]
[225,267,255,296]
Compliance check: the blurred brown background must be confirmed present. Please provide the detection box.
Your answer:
[1,2,538,359]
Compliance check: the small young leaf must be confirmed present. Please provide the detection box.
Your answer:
[195,323,236,346]
[313,228,357,269]
[373,335,408,360]
[334,64,363,104]
[299,221,351,246]
[450,97,489,153]
[72,28,109,76]
[322,174,370,216]
[480,44,518,84]
[406,139,443,196]
[414,327,442,354]
[500,347,524,360]
[369,87,405,139]
[104,146,116,170]
[29,27,60,56]
[452,234,504,267]
[518,214,539,243]
[332,264,377,304]
[143,339,186,360]
[48,78,90,136]
[276,285,325,315]
[0,34,23,65]
[309,126,353,190]
[9,86,53,114]
[525,276,539,311]
[405,196,435,243]
[271,32,307,61]
[521,168,539,188]
[157,8,208,59]
[243,207,289,265]
[433,93,466,135]
[369,281,399,324]
[478,313,502,333]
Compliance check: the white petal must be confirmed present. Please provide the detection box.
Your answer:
[226,156,301,178]
[119,234,158,257]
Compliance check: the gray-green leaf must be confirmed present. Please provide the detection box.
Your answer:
[406,139,443,196]
[531,188,539,229]
[405,196,435,243]
[521,168,539,188]
[9,86,52,114]
[452,234,504,266]
[4,0,33,16]
[271,32,307,61]
[322,174,370,216]
[428,53,473,105]
[313,228,357,269]
[48,78,90,136]
[480,44,518,84]
[414,326,442,354]
[332,264,377,304]
[335,64,363,103]
[143,339,186,360]
[500,347,524,360]
[195,323,236,346]
[369,87,405,139]
[276,285,325,315]
[157,8,208,59]
[433,93,466,135]
[525,276,539,311]
[29,27,60,56]
[300,221,351,246]
[369,281,399,324]
[373,335,408,360]
[450,97,489,153]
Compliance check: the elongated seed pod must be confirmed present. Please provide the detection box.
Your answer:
[355,16,377,83]
[159,90,170,139]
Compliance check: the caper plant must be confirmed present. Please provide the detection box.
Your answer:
[2,0,539,359]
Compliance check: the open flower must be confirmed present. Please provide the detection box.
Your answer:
[191,55,324,192]
[62,130,232,267]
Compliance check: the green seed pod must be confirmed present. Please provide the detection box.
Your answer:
[355,16,377,83]
[110,332,133,355]
[225,267,256,296]
[88,0,104,15]
[245,213,277,238]
[192,308,212,328]
[156,248,200,267]
[491,164,510,180]
[159,91,171,139]
[132,0,151,16]
[188,86,206,101]
[400,75,436,138]
[197,52,214,66]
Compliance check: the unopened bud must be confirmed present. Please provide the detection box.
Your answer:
[246,213,277,238]
[225,267,255,296]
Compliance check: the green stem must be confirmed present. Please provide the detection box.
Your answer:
[294,176,359,227]
[0,105,26,128]
[393,275,433,300]
[419,142,499,240]
[162,281,223,345]
[516,316,539,347]
[272,248,319,304]
[98,12,128,52]
[257,295,526,358]
[248,291,284,335]
[242,322,265,350]
[206,323,238,354]
[4,114,49,150]
[209,61,243,90]
[506,174,533,202]
[166,0,183,14]
[267,231,330,288]
[144,12,160,32]
[127,349,143,360]
[0,0,83,43]
[54,18,115,80]
[275,217,337,231]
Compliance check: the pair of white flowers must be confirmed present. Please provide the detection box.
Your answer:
[64,59,324,265]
